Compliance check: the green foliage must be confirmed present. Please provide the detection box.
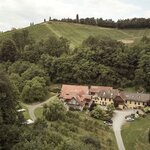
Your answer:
[0,124,21,150]
[12,29,33,50]
[0,71,23,149]
[0,71,20,123]
[0,39,17,62]
[134,43,150,91]
[21,43,43,63]
[21,77,48,103]
[106,104,115,117]
[8,61,32,75]
[21,64,48,82]
[148,129,150,143]
[81,135,101,149]
[43,98,66,121]
[143,107,150,114]
[13,119,61,149]
[44,36,70,57]
[91,106,111,120]
[9,73,23,92]
[0,107,117,150]
[122,114,150,150]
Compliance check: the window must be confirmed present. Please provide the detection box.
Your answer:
[135,102,136,105]
[125,100,127,103]
[138,102,140,105]
[105,98,106,101]
[130,101,131,104]
[109,99,111,102]
[143,102,145,105]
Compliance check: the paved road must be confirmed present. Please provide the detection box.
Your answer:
[112,110,135,150]
[23,95,57,121]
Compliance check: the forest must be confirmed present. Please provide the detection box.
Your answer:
[0,29,150,104]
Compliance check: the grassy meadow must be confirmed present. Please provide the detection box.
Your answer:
[1,21,150,47]
[122,114,150,150]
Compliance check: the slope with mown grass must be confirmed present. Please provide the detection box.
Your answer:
[1,21,150,47]
[122,114,150,150]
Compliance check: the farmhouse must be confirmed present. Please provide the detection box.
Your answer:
[123,92,150,109]
[59,84,92,111]
[60,84,150,110]
[92,90,150,109]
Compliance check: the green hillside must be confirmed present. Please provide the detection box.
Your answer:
[1,21,150,47]
[122,114,150,150]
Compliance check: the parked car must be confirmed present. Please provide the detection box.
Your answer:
[125,117,134,122]
[125,115,131,119]
[17,109,26,112]
[104,119,113,126]
[23,119,34,125]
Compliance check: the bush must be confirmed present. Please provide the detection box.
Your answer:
[43,99,66,121]
[66,111,79,119]
[50,87,60,93]
[91,106,110,120]
[81,135,101,149]
[58,139,83,150]
[143,107,150,114]
[65,123,78,133]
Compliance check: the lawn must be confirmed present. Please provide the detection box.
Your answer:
[34,94,58,119]
[45,22,130,47]
[20,104,31,119]
[122,114,150,150]
[34,107,43,119]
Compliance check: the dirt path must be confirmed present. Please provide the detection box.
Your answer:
[22,95,57,121]
[112,110,135,150]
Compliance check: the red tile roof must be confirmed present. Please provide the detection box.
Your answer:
[90,86,113,93]
[60,84,91,106]
[60,84,89,98]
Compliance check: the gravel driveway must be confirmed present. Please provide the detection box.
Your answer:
[112,109,135,150]
[23,95,57,121]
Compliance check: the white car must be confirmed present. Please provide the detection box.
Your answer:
[17,109,26,112]
[125,117,134,122]
[23,119,34,125]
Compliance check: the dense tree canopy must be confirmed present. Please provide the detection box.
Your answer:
[0,40,17,62]
[0,71,20,123]
[60,17,150,29]
[21,77,48,103]
[0,71,23,149]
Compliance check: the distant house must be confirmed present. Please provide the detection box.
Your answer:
[59,84,91,111]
